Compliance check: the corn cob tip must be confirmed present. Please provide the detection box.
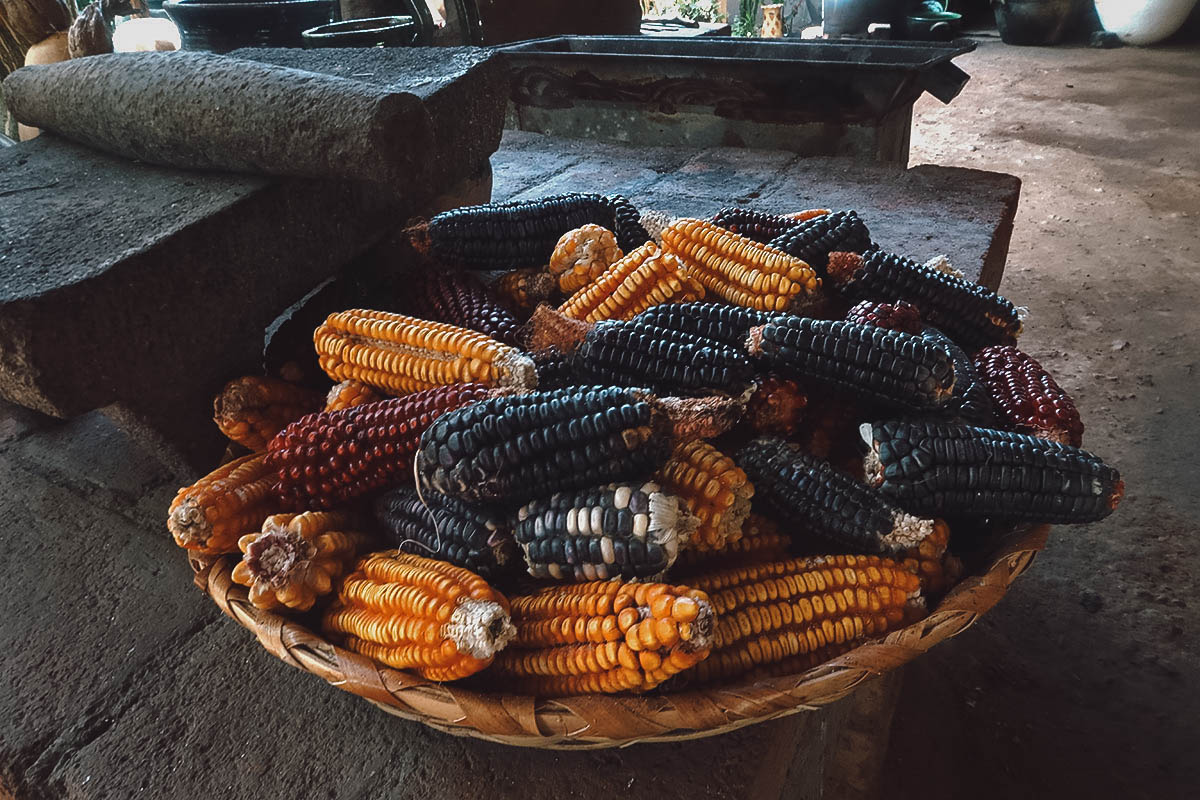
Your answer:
[168,500,211,549]
[678,595,716,653]
[403,219,432,255]
[650,487,700,556]
[241,525,315,587]
[445,598,516,661]
[647,394,745,440]
[524,303,592,354]
[494,349,538,391]
[825,251,865,287]
[745,324,765,357]
[885,511,938,553]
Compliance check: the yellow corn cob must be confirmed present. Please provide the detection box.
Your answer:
[323,551,515,682]
[314,309,536,396]
[212,376,322,451]
[167,453,278,555]
[324,379,381,411]
[660,218,822,312]
[495,267,555,315]
[489,580,715,696]
[895,518,952,595]
[684,554,923,685]
[558,242,706,323]
[549,224,624,295]
[231,512,369,612]
[656,440,753,552]
[677,513,791,573]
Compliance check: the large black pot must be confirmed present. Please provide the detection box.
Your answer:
[163,0,333,52]
[991,0,1074,44]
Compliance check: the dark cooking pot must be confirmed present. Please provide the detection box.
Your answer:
[163,0,333,52]
[302,14,418,47]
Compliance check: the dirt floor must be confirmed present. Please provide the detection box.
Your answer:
[884,38,1200,800]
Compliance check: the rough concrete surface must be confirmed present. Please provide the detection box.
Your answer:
[0,37,1197,800]
[491,132,1020,288]
[0,47,506,470]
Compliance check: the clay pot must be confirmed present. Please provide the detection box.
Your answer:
[301,14,418,46]
[475,0,641,45]
[18,30,70,141]
[991,0,1074,45]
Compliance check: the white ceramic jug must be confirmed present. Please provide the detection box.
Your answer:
[1094,0,1198,44]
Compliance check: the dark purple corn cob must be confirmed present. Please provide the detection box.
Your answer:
[862,419,1123,523]
[735,437,940,556]
[512,481,693,581]
[766,211,873,275]
[711,207,801,244]
[826,250,1022,350]
[374,487,514,579]
[266,384,494,510]
[974,345,1084,446]
[401,271,521,347]
[746,316,957,412]
[844,299,925,335]
[426,193,616,270]
[564,319,756,394]
[632,302,780,350]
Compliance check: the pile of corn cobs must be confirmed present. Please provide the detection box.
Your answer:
[169,194,1123,697]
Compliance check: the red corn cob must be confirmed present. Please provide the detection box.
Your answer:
[844,299,925,335]
[266,384,495,511]
[973,345,1084,446]
[401,271,522,347]
[746,375,808,437]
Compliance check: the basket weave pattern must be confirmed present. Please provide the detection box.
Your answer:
[191,524,1048,748]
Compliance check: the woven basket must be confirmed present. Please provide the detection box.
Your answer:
[189,522,1048,748]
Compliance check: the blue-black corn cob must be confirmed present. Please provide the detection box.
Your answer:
[746,316,956,412]
[920,327,996,425]
[735,437,943,557]
[424,193,616,270]
[373,487,514,579]
[605,194,653,253]
[415,386,672,506]
[561,318,756,395]
[632,302,781,350]
[862,419,1124,523]
[826,250,1022,350]
[766,211,873,275]
[842,301,994,425]
[513,481,696,581]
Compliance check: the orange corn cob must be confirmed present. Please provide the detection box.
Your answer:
[489,581,715,696]
[660,218,822,312]
[314,309,535,395]
[656,440,753,552]
[549,224,623,295]
[677,513,791,573]
[323,551,515,681]
[231,512,369,612]
[558,242,705,323]
[684,554,923,685]
[213,376,322,451]
[324,379,382,411]
[495,267,555,316]
[167,453,278,555]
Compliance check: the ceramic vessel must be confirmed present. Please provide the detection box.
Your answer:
[1094,0,1198,44]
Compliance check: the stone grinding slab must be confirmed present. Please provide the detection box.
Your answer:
[3,52,435,186]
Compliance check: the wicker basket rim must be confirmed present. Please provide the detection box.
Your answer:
[192,523,1049,748]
